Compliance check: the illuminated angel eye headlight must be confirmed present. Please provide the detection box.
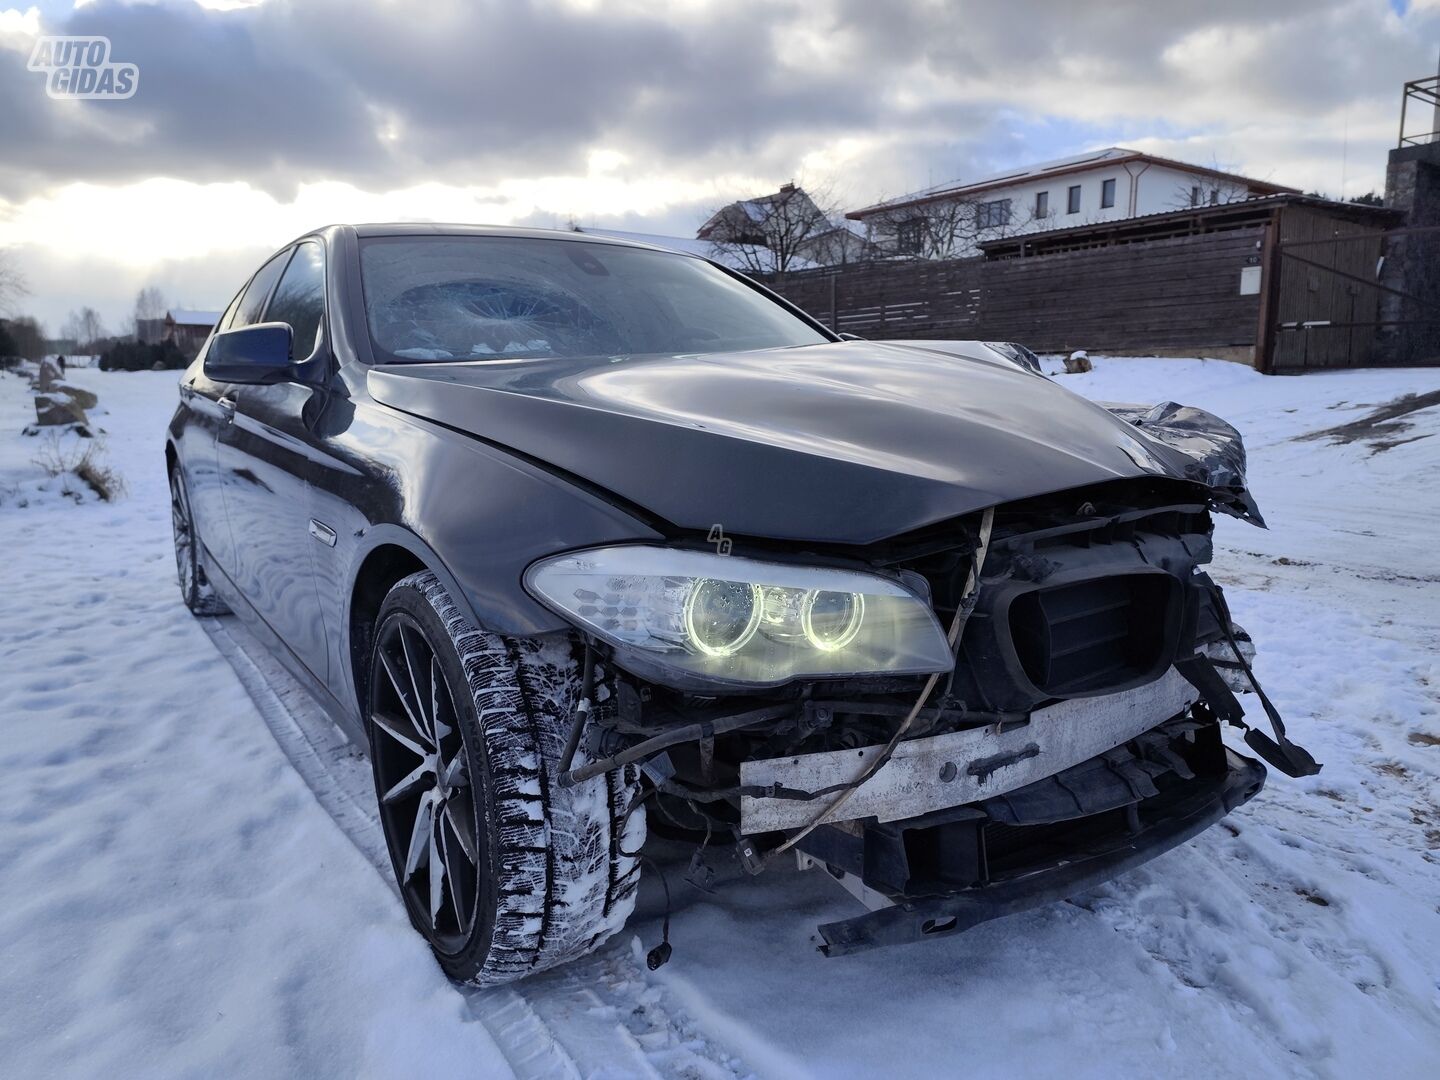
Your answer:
[524,545,954,689]
[684,579,762,656]
[802,590,864,652]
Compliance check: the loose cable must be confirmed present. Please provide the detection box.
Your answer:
[760,507,995,866]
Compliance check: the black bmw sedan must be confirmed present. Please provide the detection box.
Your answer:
[167,224,1315,984]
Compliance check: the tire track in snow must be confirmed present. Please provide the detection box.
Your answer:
[203,618,590,1080]
[204,616,750,1080]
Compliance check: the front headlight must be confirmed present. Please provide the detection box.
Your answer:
[524,545,953,689]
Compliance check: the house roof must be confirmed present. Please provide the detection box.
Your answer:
[847,147,1300,219]
[167,309,222,327]
[695,185,822,240]
[976,192,1400,259]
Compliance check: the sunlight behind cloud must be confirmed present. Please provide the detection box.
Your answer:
[0,6,40,41]
[0,169,766,267]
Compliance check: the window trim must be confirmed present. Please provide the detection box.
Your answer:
[228,247,294,332]
[976,198,1012,230]
[261,239,327,363]
[895,218,924,255]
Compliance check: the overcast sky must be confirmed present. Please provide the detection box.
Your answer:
[1,0,1436,333]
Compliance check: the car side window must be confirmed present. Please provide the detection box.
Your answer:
[216,290,243,333]
[264,241,325,359]
[231,249,292,330]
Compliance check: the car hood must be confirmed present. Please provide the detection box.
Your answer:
[367,341,1220,545]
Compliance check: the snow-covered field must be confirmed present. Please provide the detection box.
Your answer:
[1,356,1438,1079]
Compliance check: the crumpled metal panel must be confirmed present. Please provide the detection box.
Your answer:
[1101,400,1266,526]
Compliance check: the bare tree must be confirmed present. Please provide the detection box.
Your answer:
[133,286,168,341]
[62,307,108,353]
[1166,157,1252,210]
[700,182,844,276]
[859,190,1053,261]
[4,316,47,360]
[0,250,28,317]
[133,286,167,323]
[863,196,978,260]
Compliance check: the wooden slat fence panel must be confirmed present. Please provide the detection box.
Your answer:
[761,228,1265,354]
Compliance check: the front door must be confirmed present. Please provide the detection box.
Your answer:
[215,241,332,683]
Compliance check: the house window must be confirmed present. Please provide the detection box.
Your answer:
[1190,186,1201,207]
[1209,188,1220,205]
[976,199,1011,229]
[1035,191,1049,218]
[1067,185,1081,214]
[1100,178,1116,209]
[896,219,923,254]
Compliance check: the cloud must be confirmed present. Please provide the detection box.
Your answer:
[0,0,1420,203]
[1,0,1436,326]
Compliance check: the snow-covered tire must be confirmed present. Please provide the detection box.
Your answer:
[367,570,645,985]
[168,465,230,617]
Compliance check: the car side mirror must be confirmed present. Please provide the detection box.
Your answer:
[204,323,295,384]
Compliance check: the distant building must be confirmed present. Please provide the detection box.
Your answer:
[135,318,167,346]
[165,309,222,359]
[698,184,828,246]
[697,184,867,271]
[848,147,1299,260]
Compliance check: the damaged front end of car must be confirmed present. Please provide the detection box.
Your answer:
[521,384,1319,956]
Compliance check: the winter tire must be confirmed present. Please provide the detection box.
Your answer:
[367,570,645,985]
[169,466,230,617]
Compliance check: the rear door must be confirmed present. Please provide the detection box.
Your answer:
[176,290,242,560]
[201,248,291,577]
[215,241,332,682]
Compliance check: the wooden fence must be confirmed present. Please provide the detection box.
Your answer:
[758,228,1266,355]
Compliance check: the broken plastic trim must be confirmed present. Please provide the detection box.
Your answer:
[815,749,1265,956]
[1174,578,1321,779]
[1101,400,1266,526]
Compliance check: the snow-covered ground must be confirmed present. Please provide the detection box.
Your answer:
[1,356,1437,1079]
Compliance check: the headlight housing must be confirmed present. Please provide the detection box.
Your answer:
[524,545,953,689]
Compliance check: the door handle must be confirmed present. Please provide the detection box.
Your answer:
[308,519,337,547]
[217,396,237,423]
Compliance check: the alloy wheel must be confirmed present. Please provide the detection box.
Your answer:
[370,613,480,949]
[169,471,196,599]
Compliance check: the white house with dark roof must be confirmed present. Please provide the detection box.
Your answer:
[848,148,1299,260]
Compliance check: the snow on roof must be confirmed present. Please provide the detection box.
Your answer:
[903,148,1133,202]
[738,200,770,223]
[849,147,1298,218]
[167,309,222,327]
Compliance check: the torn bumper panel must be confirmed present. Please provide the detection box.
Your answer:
[740,668,1199,832]
[814,748,1266,956]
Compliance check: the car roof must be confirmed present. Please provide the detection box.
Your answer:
[343,222,697,256]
